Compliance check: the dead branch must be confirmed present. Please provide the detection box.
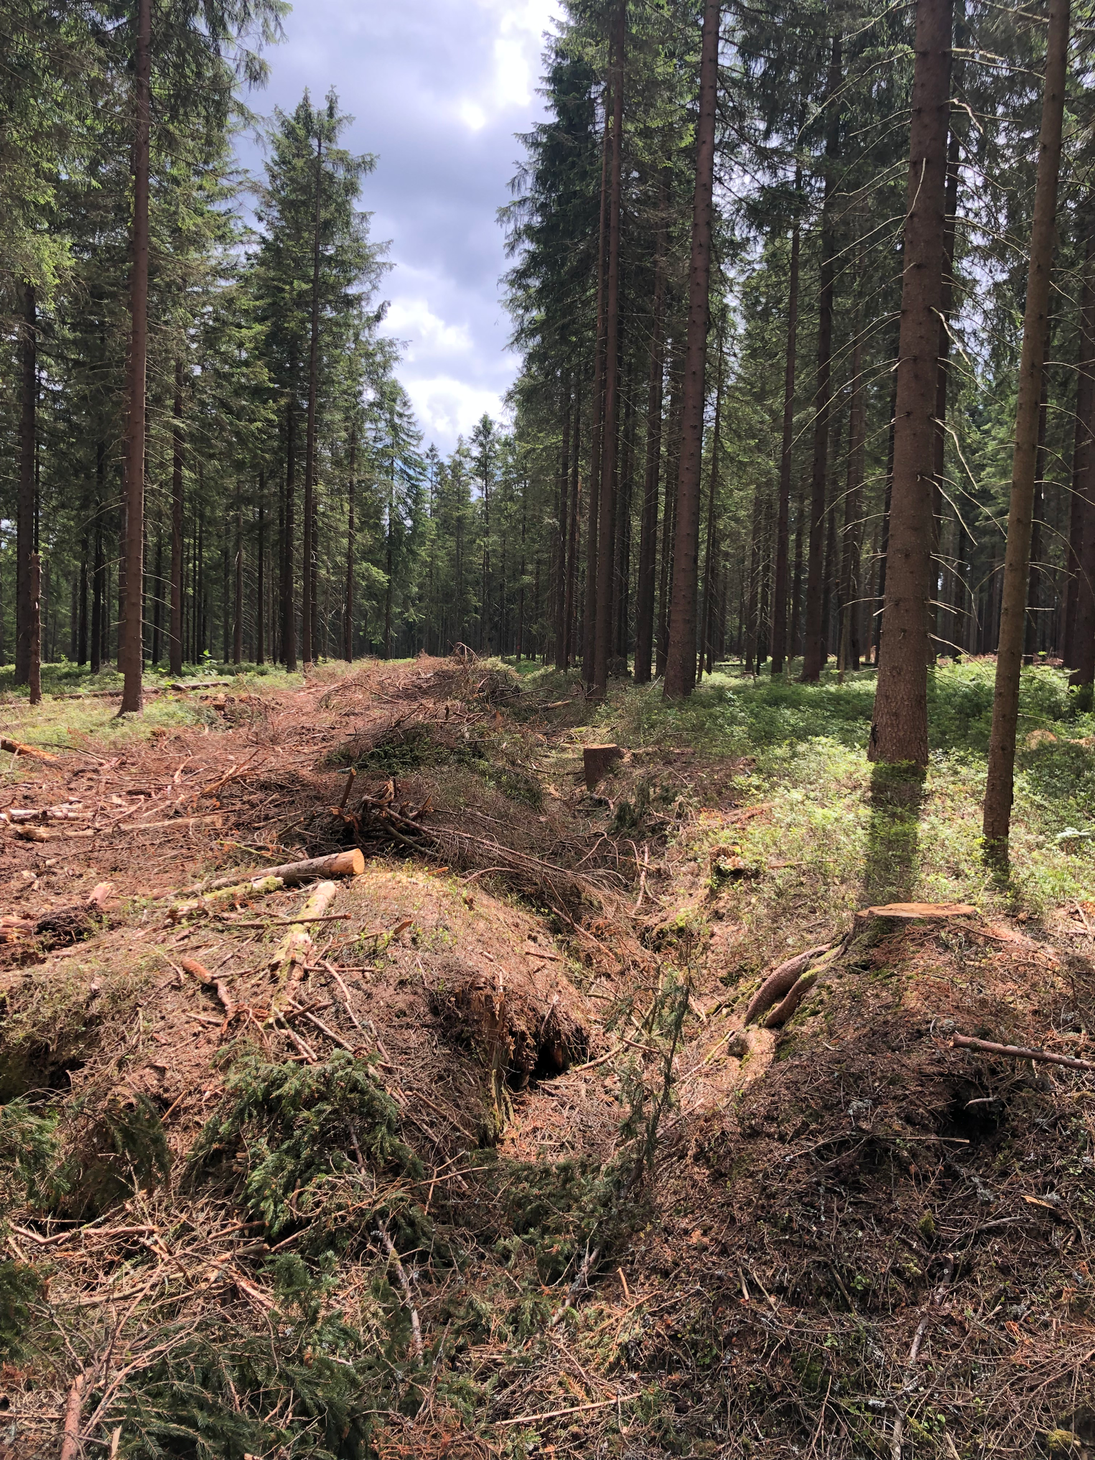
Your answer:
[376,1221,424,1362]
[952,1033,1095,1073]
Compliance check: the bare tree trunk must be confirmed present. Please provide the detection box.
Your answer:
[801,38,842,683]
[634,175,668,685]
[301,126,324,665]
[592,0,625,698]
[282,396,298,671]
[565,407,581,666]
[664,0,721,699]
[840,316,866,675]
[28,553,41,706]
[1066,225,1095,681]
[256,490,265,665]
[119,0,151,713]
[983,0,1069,857]
[233,499,244,664]
[770,197,801,675]
[868,0,953,765]
[554,386,572,669]
[169,362,185,675]
[15,283,36,686]
[699,329,725,681]
[583,111,611,681]
[344,424,356,662]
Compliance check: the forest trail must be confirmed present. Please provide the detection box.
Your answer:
[2,656,1095,1458]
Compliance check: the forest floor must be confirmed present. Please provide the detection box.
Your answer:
[2,653,1095,1459]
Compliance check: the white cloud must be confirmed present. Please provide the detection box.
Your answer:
[404,375,511,444]
[384,296,474,362]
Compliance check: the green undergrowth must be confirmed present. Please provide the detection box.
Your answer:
[189,1048,425,1248]
[581,660,1095,920]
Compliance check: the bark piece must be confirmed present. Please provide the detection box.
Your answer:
[743,944,830,1025]
[583,744,623,791]
[1,738,59,762]
[856,901,976,920]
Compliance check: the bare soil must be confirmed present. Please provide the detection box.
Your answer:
[2,656,1094,1459]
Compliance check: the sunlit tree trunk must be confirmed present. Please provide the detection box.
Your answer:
[868,0,953,765]
[983,0,1069,858]
[664,0,720,699]
[120,0,151,713]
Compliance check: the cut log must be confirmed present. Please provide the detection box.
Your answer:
[856,902,977,920]
[583,744,623,791]
[269,880,339,1014]
[952,1033,1095,1073]
[764,970,818,1028]
[0,737,59,762]
[180,848,364,898]
[743,944,830,1025]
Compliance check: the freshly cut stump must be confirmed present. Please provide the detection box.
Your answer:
[430,956,589,1088]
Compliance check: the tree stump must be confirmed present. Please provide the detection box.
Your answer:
[583,744,623,791]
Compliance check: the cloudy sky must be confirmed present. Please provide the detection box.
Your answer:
[243,0,562,454]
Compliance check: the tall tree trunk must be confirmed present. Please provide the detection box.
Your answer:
[983,0,1069,857]
[699,329,725,680]
[868,0,953,765]
[664,0,721,699]
[554,386,572,669]
[634,175,668,684]
[151,536,162,665]
[930,122,962,658]
[28,553,41,706]
[169,362,185,675]
[233,499,244,664]
[801,38,842,683]
[15,283,36,686]
[564,411,581,667]
[840,319,865,674]
[1025,386,1049,660]
[78,523,88,666]
[656,343,683,677]
[282,397,298,670]
[256,488,265,665]
[344,425,356,662]
[120,0,151,713]
[1066,224,1095,681]
[593,0,625,697]
[301,125,324,665]
[770,191,801,675]
[583,108,612,679]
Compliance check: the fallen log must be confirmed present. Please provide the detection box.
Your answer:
[168,874,284,922]
[744,944,831,1025]
[1,737,59,763]
[181,848,364,898]
[952,1033,1095,1074]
